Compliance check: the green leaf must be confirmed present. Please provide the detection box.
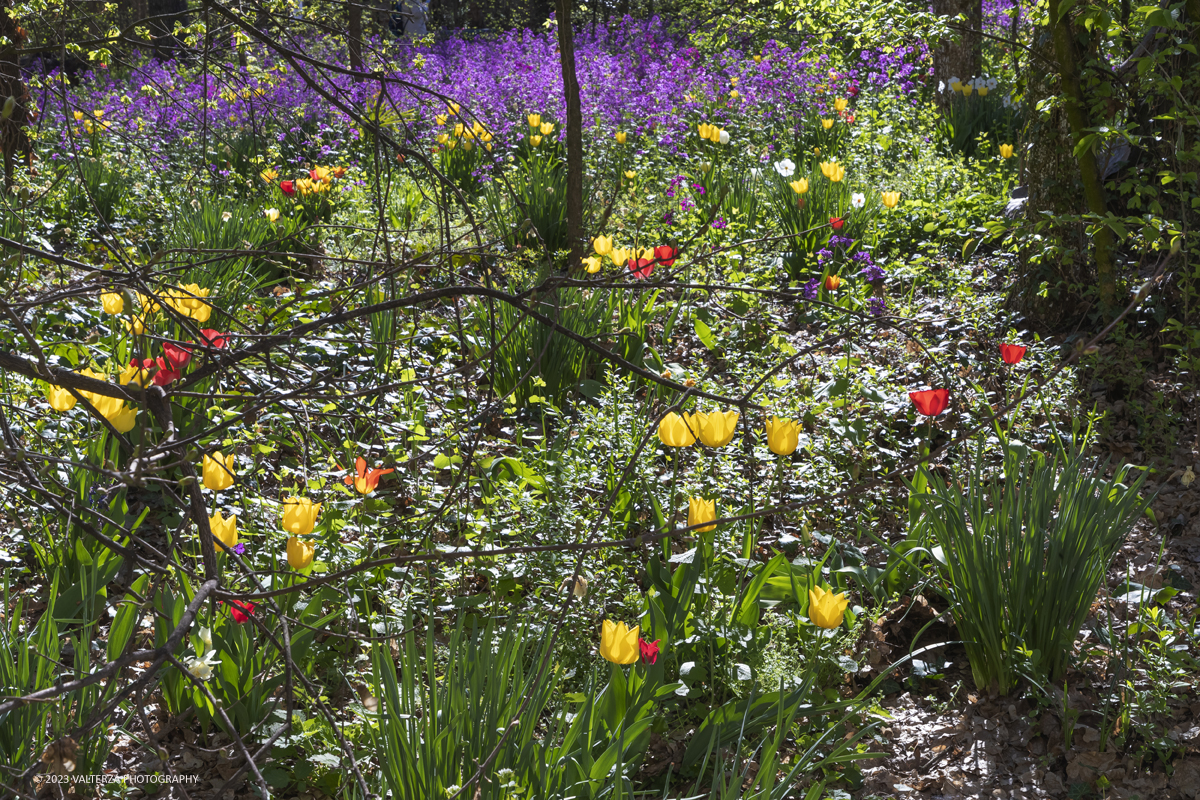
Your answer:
[694,317,717,350]
[107,573,150,662]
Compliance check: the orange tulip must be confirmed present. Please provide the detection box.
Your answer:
[344,457,395,495]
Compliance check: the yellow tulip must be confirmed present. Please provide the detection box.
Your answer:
[125,316,147,336]
[77,368,108,406]
[999,143,1014,159]
[754,55,762,63]
[658,411,698,447]
[435,114,447,126]
[202,452,235,491]
[978,86,989,96]
[530,135,543,146]
[101,292,124,315]
[624,170,636,180]
[310,165,332,182]
[695,410,739,447]
[287,536,314,570]
[593,235,613,256]
[539,122,555,136]
[688,497,716,533]
[881,191,901,208]
[117,361,150,387]
[819,161,833,178]
[609,246,630,267]
[453,123,464,138]
[208,510,238,552]
[833,97,848,112]
[437,133,449,145]
[808,585,848,629]
[47,385,76,412]
[789,179,809,194]
[527,113,541,128]
[447,102,461,114]
[260,168,278,183]
[829,164,845,182]
[730,90,739,99]
[101,400,137,434]
[764,416,800,456]
[639,247,655,261]
[962,84,974,97]
[615,131,627,144]
[599,620,639,665]
[697,123,711,140]
[583,256,602,274]
[282,497,322,535]
[821,118,833,130]
[264,207,280,223]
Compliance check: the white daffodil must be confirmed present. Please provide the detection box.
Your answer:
[851,192,866,209]
[987,77,999,89]
[185,649,220,681]
[198,626,212,652]
[750,167,763,179]
[774,158,796,177]
[718,129,730,145]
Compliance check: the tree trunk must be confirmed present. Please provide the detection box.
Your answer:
[555,0,584,268]
[0,0,32,191]
[348,0,364,78]
[932,0,982,106]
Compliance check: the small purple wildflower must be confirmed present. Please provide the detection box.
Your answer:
[802,278,820,300]
[232,543,246,555]
[868,297,887,316]
[858,263,886,282]
[829,235,855,249]
[816,248,833,263]
[711,216,727,229]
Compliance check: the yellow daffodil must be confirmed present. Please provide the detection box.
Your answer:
[527,113,541,128]
[615,131,626,144]
[688,497,716,533]
[539,122,554,136]
[658,411,698,447]
[764,416,800,455]
[47,385,76,412]
[101,292,124,315]
[202,452,235,491]
[999,143,1014,159]
[808,585,848,629]
[821,118,833,130]
[287,536,314,570]
[593,235,613,256]
[695,410,739,447]
[599,620,639,664]
[834,97,848,112]
[583,256,602,274]
[208,510,238,552]
[282,497,322,535]
[789,179,809,194]
[881,191,901,208]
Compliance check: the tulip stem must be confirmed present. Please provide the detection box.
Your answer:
[666,454,680,562]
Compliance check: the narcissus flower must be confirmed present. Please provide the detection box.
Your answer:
[825,275,841,290]
[1000,343,1027,364]
[688,497,716,533]
[639,638,661,664]
[615,131,626,143]
[101,292,124,314]
[282,497,322,535]
[208,509,238,551]
[202,452,236,491]
[881,191,900,208]
[909,388,950,417]
[764,416,800,455]
[225,600,254,624]
[695,410,739,447]
[345,457,395,495]
[287,536,315,570]
[999,143,1014,159]
[808,586,848,629]
[600,620,639,665]
[47,385,76,411]
[851,192,866,209]
[658,411,698,447]
[789,179,809,194]
[774,158,796,177]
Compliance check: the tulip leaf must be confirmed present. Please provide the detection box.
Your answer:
[693,318,717,350]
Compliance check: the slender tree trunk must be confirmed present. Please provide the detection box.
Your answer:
[0,0,32,191]
[348,0,364,78]
[1047,0,1116,311]
[555,0,584,267]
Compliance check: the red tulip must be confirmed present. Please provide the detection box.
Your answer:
[638,637,661,665]
[152,356,181,385]
[163,342,192,370]
[909,388,949,417]
[226,599,254,624]
[198,329,228,349]
[829,217,845,231]
[999,344,1027,364]
[654,245,677,267]
[344,456,396,495]
[280,180,295,196]
[629,258,654,280]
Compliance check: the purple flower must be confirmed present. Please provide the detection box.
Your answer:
[816,248,833,263]
[232,543,246,555]
[858,263,886,282]
[868,297,887,316]
[711,216,727,229]
[662,211,674,225]
[828,235,855,249]
[803,278,820,300]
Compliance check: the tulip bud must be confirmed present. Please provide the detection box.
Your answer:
[1,96,15,120]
